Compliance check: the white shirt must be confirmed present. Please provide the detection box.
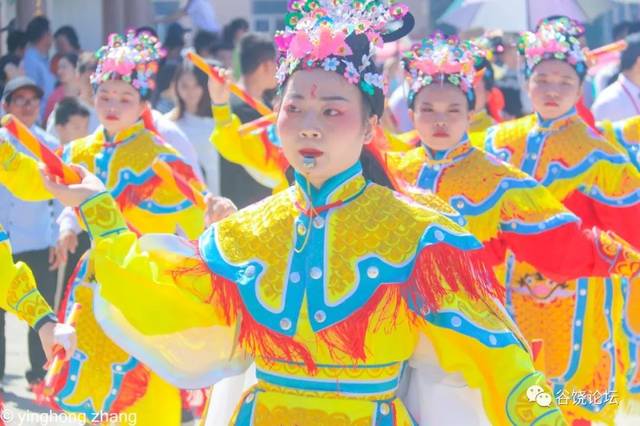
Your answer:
[186,0,219,33]
[152,109,203,181]
[592,73,640,122]
[0,126,62,253]
[388,83,414,133]
[171,112,220,195]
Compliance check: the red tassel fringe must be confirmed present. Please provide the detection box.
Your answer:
[402,243,504,315]
[109,364,151,414]
[174,241,502,372]
[487,87,505,123]
[173,248,317,372]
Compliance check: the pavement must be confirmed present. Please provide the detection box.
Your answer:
[1,315,82,426]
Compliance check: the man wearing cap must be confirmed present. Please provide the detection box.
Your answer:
[0,76,62,389]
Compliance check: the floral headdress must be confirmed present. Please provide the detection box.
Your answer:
[518,16,587,79]
[403,34,483,107]
[274,0,414,117]
[91,30,165,99]
[470,36,496,89]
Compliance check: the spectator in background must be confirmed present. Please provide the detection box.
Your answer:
[232,33,277,122]
[220,32,278,208]
[494,35,528,118]
[592,21,636,96]
[222,18,249,47]
[593,32,640,121]
[53,97,90,145]
[46,52,99,136]
[54,25,80,55]
[0,30,27,93]
[224,18,250,80]
[52,97,92,291]
[210,40,234,68]
[167,62,220,195]
[193,30,218,58]
[75,52,97,110]
[152,23,188,112]
[22,16,55,122]
[157,0,220,33]
[50,25,81,76]
[164,22,188,62]
[44,53,79,123]
[0,77,62,388]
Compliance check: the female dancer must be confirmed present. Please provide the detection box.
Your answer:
[384,33,640,424]
[41,2,565,425]
[0,31,209,424]
[484,17,640,422]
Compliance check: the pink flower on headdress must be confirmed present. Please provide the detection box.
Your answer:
[413,59,439,75]
[275,32,295,52]
[525,46,545,56]
[440,61,462,74]
[541,39,562,54]
[101,53,135,77]
[344,61,359,84]
[313,27,352,59]
[366,31,384,49]
[289,32,314,58]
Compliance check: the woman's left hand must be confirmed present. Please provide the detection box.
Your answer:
[42,164,107,207]
[38,321,77,363]
[204,194,237,226]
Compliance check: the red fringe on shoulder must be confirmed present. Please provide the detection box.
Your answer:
[175,241,502,371]
[403,243,504,315]
[109,364,151,414]
[172,247,317,372]
[317,243,503,362]
[317,285,406,363]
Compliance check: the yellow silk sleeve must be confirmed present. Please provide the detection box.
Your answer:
[0,227,55,329]
[0,142,53,201]
[415,294,567,425]
[583,154,640,197]
[210,104,288,191]
[469,128,488,150]
[80,192,251,389]
[381,129,418,152]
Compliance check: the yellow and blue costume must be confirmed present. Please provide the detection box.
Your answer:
[387,135,640,423]
[598,116,640,172]
[485,107,640,420]
[78,159,566,425]
[0,121,204,424]
[0,225,57,330]
[487,23,640,414]
[389,33,640,422]
[0,32,206,425]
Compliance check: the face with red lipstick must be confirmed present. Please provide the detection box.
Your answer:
[277,68,377,188]
[527,59,581,120]
[95,80,146,136]
[409,83,471,152]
